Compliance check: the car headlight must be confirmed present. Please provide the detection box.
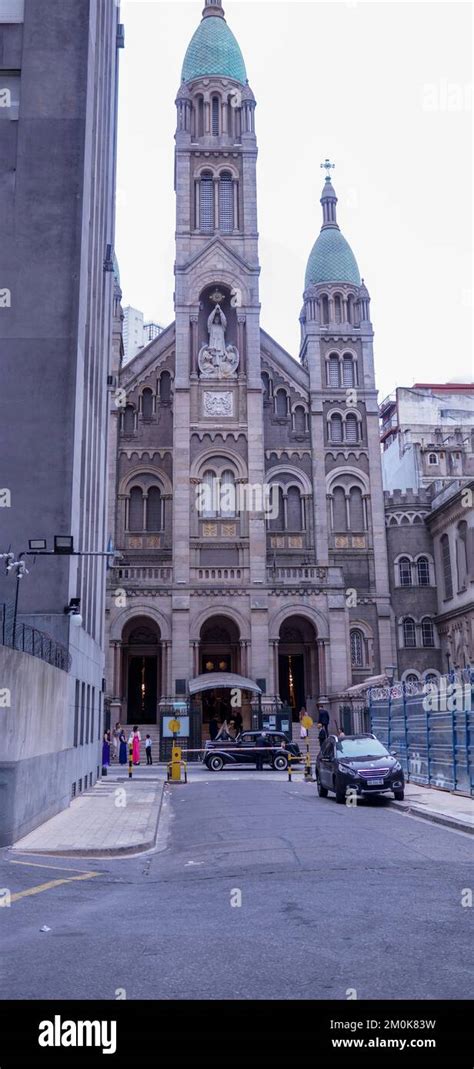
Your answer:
[392,761,402,773]
[338,763,357,776]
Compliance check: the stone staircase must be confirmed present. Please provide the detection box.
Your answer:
[291,723,321,770]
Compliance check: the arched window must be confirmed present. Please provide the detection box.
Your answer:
[287,486,303,530]
[129,487,143,532]
[199,171,214,232]
[197,95,204,137]
[333,487,347,531]
[141,388,153,419]
[211,96,220,135]
[269,486,285,532]
[123,405,135,435]
[293,406,306,434]
[275,389,288,417]
[342,355,355,386]
[399,557,412,587]
[329,413,343,443]
[456,521,468,590]
[334,294,342,324]
[345,413,359,444]
[347,295,354,324]
[405,673,419,684]
[220,469,236,516]
[428,452,438,465]
[417,556,430,586]
[219,171,234,232]
[146,487,162,532]
[328,355,340,387]
[321,295,329,325]
[350,629,364,668]
[159,371,171,403]
[441,534,453,598]
[421,618,435,647]
[403,617,417,648]
[200,470,217,518]
[349,487,364,531]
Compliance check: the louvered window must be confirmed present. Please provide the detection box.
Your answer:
[330,414,343,443]
[199,172,214,232]
[345,414,358,443]
[328,356,340,386]
[219,172,234,232]
[212,96,220,135]
[342,356,354,386]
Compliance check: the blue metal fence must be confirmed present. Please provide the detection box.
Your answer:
[369,672,473,795]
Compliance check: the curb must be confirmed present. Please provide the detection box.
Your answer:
[391,799,473,835]
[12,780,167,859]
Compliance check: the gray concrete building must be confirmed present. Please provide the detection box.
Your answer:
[105,0,396,743]
[381,384,474,492]
[0,0,121,841]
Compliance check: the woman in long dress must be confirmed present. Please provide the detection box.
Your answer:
[119,730,127,765]
[131,725,141,765]
[102,731,110,767]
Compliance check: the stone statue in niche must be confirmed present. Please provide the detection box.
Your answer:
[198,299,239,379]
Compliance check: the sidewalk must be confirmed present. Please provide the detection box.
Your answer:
[12,768,167,857]
[392,782,473,834]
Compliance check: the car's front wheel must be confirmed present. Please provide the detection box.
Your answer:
[273,753,288,771]
[208,754,224,772]
[393,788,404,801]
[335,778,347,804]
[317,774,328,798]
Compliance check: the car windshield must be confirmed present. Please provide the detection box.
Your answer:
[336,738,389,758]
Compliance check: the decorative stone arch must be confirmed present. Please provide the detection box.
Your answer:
[190,604,251,643]
[186,268,252,308]
[119,467,173,498]
[265,464,312,496]
[268,604,329,642]
[190,447,247,482]
[109,603,171,643]
[326,467,370,496]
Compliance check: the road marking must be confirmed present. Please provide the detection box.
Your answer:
[9,871,100,904]
[9,859,97,874]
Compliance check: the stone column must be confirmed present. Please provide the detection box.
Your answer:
[271,639,280,696]
[190,314,199,378]
[317,639,328,699]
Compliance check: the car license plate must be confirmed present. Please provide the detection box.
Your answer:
[367,778,384,786]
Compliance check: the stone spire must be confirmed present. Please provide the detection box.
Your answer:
[320,159,338,229]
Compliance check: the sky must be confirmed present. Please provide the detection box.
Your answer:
[115,0,473,400]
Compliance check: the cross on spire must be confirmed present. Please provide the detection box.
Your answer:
[320,158,335,181]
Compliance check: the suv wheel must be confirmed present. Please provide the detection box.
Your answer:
[208,754,224,772]
[393,788,404,801]
[273,753,288,771]
[317,774,328,798]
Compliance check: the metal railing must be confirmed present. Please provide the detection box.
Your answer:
[368,671,473,795]
[0,603,71,672]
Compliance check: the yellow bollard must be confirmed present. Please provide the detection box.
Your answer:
[304,742,312,782]
[170,743,182,782]
[128,742,133,779]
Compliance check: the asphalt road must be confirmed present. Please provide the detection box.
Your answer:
[1,768,472,1001]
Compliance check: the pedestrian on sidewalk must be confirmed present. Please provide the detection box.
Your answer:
[102,731,110,768]
[145,734,153,765]
[119,730,127,765]
[112,722,121,761]
[318,707,330,735]
[129,726,141,765]
[317,721,328,749]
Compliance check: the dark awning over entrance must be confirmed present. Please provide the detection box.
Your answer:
[188,672,262,695]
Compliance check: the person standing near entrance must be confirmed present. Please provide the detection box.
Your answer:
[299,708,308,740]
[102,731,110,768]
[129,725,141,765]
[319,707,330,735]
[112,722,121,762]
[119,730,127,765]
[317,721,328,750]
[145,734,153,765]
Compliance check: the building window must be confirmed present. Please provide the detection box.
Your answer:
[350,629,364,668]
[275,389,288,417]
[159,371,171,403]
[403,617,417,648]
[141,388,153,419]
[329,413,343,443]
[342,356,355,387]
[349,487,364,531]
[287,486,303,531]
[441,534,453,598]
[334,294,342,324]
[399,557,412,587]
[456,521,468,590]
[220,470,236,517]
[321,296,329,325]
[146,487,162,532]
[129,487,144,531]
[405,673,419,684]
[293,406,306,434]
[333,487,347,531]
[428,453,438,465]
[211,96,220,135]
[199,171,214,232]
[421,618,435,647]
[416,556,430,586]
[123,405,135,434]
[268,486,285,532]
[345,413,359,444]
[219,171,234,232]
[328,356,340,387]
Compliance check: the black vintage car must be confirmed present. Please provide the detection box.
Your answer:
[203,730,301,772]
[315,733,405,803]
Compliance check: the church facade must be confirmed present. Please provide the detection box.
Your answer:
[105,0,396,738]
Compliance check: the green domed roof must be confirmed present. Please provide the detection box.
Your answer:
[182,14,247,84]
[305,226,361,288]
